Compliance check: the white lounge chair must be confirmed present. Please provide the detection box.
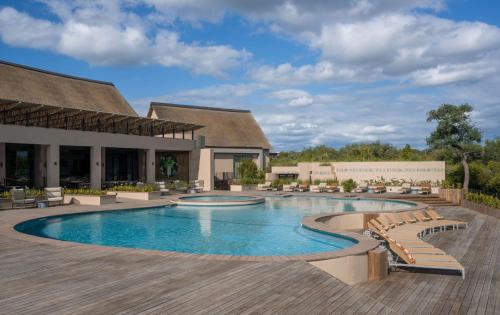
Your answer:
[355,182,368,193]
[192,180,204,193]
[155,181,170,195]
[257,181,272,191]
[399,183,412,194]
[11,188,36,208]
[283,182,298,192]
[45,187,64,206]
[310,182,327,193]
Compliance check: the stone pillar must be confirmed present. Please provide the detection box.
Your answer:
[0,143,5,186]
[90,145,102,190]
[46,144,60,187]
[257,150,265,170]
[198,148,214,191]
[34,145,47,188]
[146,149,156,184]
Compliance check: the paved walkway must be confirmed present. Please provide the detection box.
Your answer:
[0,199,498,314]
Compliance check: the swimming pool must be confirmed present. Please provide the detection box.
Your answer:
[15,197,416,256]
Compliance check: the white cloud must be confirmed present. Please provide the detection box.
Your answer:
[268,89,314,107]
[0,5,248,76]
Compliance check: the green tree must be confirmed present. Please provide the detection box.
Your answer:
[237,159,258,179]
[342,179,357,195]
[426,104,482,191]
[401,144,412,160]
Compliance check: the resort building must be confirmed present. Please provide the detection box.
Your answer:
[0,60,271,191]
[0,60,204,190]
[148,103,271,190]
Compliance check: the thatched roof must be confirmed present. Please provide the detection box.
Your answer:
[0,60,138,116]
[149,103,272,149]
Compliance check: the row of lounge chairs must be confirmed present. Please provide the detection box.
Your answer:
[10,187,64,208]
[355,182,432,194]
[367,208,467,278]
[282,182,341,193]
[155,180,204,195]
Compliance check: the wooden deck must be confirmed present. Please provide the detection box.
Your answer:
[0,205,498,314]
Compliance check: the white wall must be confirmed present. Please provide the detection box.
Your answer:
[272,161,446,184]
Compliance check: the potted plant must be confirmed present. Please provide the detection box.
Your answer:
[65,188,117,205]
[107,184,161,200]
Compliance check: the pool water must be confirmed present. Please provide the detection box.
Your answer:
[15,197,415,256]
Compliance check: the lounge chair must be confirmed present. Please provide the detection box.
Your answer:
[283,182,298,192]
[387,238,465,278]
[10,188,36,208]
[45,187,64,206]
[192,180,204,193]
[155,181,170,195]
[297,184,309,192]
[325,184,340,193]
[174,180,188,193]
[418,183,432,195]
[399,212,418,224]
[398,183,412,194]
[257,181,273,191]
[355,182,368,193]
[373,183,386,194]
[310,183,327,193]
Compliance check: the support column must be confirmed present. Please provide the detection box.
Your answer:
[91,145,102,190]
[257,150,265,170]
[46,144,60,187]
[0,143,5,186]
[197,148,214,191]
[146,149,156,184]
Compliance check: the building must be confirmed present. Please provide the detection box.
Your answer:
[148,103,271,189]
[271,161,445,185]
[0,60,205,190]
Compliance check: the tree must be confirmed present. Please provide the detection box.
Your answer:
[426,104,482,191]
[342,179,357,196]
[237,159,258,179]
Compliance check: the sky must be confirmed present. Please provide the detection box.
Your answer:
[0,0,499,151]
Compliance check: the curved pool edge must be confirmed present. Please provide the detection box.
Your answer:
[172,195,265,206]
[5,196,426,263]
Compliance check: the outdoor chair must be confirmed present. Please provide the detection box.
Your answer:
[45,187,64,206]
[398,183,412,194]
[192,180,204,193]
[373,183,386,194]
[10,188,36,208]
[283,182,298,192]
[325,184,340,193]
[155,181,170,195]
[355,182,368,193]
[418,183,432,195]
[257,181,273,191]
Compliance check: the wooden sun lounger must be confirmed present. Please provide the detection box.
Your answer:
[384,213,404,226]
[387,239,465,278]
[398,212,418,224]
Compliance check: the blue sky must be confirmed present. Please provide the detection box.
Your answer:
[0,0,499,151]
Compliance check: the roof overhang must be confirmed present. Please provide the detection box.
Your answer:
[0,99,203,137]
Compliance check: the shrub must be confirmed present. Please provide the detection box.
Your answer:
[0,191,10,199]
[25,189,45,198]
[109,184,156,192]
[465,192,500,209]
[342,179,357,193]
[65,188,107,196]
[237,160,259,179]
[238,177,261,185]
[313,179,321,185]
